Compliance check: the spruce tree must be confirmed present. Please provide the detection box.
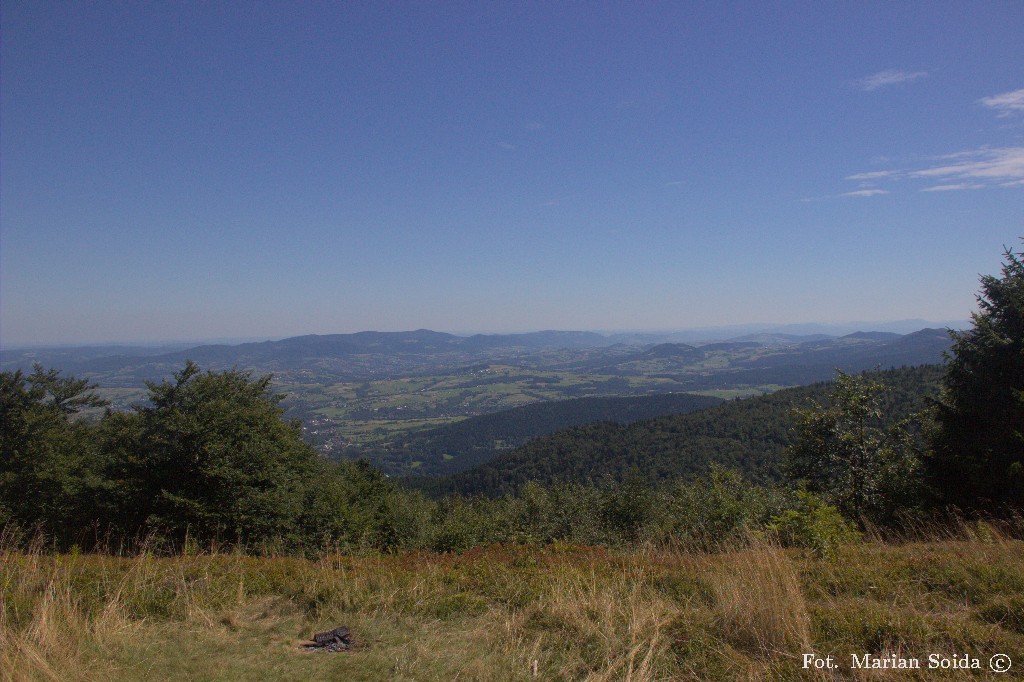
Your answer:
[928,244,1024,510]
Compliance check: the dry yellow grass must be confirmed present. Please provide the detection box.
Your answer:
[3,533,1023,681]
[710,543,811,659]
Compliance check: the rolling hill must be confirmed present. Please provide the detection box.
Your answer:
[413,364,944,497]
[3,328,953,477]
[370,392,724,476]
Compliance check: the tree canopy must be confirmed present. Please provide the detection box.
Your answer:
[928,244,1024,510]
[104,361,321,544]
[785,370,923,523]
[0,365,108,536]
[1,360,431,551]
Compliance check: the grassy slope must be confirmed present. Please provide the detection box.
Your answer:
[4,528,1023,681]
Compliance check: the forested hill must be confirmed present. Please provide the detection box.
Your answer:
[415,365,944,497]
[375,392,724,476]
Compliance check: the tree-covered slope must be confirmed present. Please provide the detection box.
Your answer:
[379,392,724,476]
[422,365,944,497]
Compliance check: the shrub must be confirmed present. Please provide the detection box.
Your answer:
[767,490,859,559]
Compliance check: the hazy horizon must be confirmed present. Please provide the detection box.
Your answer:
[0,317,969,351]
[2,3,1020,347]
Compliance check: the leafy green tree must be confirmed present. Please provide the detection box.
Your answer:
[928,244,1024,510]
[104,361,322,545]
[786,370,923,523]
[25,363,109,414]
[0,366,108,536]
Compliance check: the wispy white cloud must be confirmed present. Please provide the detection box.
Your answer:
[855,69,928,91]
[980,88,1024,116]
[920,183,984,192]
[846,147,1024,193]
[909,147,1024,182]
[845,170,901,181]
[840,189,889,198]
[841,89,1024,197]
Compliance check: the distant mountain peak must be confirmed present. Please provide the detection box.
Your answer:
[840,331,902,341]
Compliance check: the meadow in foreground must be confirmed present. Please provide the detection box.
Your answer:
[3,523,1023,681]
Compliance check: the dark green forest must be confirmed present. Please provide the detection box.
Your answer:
[413,365,943,499]
[2,245,1022,554]
[357,392,724,476]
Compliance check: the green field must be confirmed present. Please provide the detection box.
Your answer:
[274,366,712,454]
[81,367,798,470]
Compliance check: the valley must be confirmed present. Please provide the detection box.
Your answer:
[2,327,952,477]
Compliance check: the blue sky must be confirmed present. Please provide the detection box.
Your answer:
[1,1,1022,345]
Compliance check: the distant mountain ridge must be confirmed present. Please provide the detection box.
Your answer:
[841,331,902,342]
[2,329,610,370]
[1,326,953,389]
[726,333,833,345]
[0,330,618,383]
[544,328,951,385]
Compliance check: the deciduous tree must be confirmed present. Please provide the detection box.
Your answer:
[0,366,108,536]
[786,370,922,523]
[108,361,319,545]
